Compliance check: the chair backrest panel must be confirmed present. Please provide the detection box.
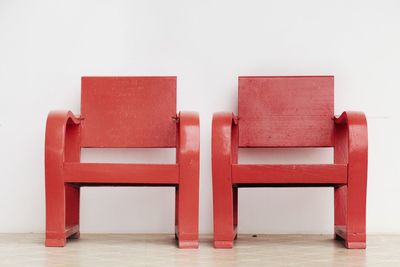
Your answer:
[80,77,177,148]
[238,76,334,147]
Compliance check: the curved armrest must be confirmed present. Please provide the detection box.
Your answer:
[334,111,368,168]
[335,111,367,127]
[45,110,81,165]
[212,112,238,170]
[177,111,200,166]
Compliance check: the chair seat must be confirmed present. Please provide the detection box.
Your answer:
[63,163,179,185]
[231,164,347,186]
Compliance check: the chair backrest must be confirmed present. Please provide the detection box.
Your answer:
[80,77,177,148]
[238,76,334,147]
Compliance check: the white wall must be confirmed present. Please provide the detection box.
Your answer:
[0,0,399,235]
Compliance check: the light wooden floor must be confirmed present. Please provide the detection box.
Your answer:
[0,234,399,266]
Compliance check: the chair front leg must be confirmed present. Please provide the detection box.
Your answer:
[334,112,368,249]
[212,112,237,248]
[176,111,200,248]
[45,111,81,247]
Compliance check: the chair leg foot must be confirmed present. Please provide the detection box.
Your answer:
[345,241,366,249]
[214,240,233,248]
[178,239,199,249]
[334,227,366,249]
[45,238,66,247]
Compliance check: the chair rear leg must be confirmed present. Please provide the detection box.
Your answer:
[334,185,347,241]
[65,185,80,239]
[175,187,179,240]
[233,187,238,240]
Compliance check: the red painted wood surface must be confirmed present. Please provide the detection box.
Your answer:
[175,111,200,248]
[45,77,199,248]
[81,77,176,148]
[238,76,334,147]
[232,164,347,185]
[64,163,179,185]
[334,111,368,249]
[212,112,238,248]
[212,76,368,249]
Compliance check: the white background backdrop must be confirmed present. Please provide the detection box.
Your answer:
[0,0,399,235]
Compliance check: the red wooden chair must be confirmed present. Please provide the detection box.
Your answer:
[45,77,199,248]
[212,76,367,249]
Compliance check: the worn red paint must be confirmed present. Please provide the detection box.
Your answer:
[212,76,367,249]
[45,77,199,248]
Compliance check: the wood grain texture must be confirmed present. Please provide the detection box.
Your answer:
[238,76,334,147]
[81,77,177,148]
